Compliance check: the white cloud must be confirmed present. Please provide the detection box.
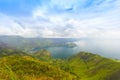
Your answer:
[0,0,120,39]
[0,13,25,36]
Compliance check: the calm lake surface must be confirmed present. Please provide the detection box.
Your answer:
[31,39,120,59]
[45,39,120,59]
[46,47,80,58]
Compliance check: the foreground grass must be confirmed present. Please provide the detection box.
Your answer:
[0,56,77,80]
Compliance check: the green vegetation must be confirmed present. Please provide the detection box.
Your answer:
[31,49,53,62]
[0,48,120,80]
[66,52,120,80]
[0,55,76,80]
[0,48,27,57]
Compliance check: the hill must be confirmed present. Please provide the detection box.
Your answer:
[0,48,27,57]
[31,49,52,62]
[0,48,120,80]
[0,55,77,80]
[33,49,51,57]
[0,35,77,52]
[65,52,120,80]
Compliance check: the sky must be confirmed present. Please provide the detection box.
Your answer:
[0,0,120,39]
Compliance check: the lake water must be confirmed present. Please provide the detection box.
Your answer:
[45,39,120,59]
[46,47,80,58]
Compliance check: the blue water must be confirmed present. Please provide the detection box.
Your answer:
[46,39,120,59]
[46,47,80,58]
[32,39,120,59]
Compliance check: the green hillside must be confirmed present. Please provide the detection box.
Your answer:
[66,52,120,80]
[0,48,27,57]
[0,48,120,80]
[31,49,53,62]
[0,55,76,80]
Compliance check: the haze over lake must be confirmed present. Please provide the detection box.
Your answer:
[38,38,120,59]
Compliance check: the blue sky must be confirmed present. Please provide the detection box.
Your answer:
[0,0,120,38]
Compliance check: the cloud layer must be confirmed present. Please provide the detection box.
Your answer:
[0,0,120,39]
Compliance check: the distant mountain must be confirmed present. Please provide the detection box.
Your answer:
[0,35,78,52]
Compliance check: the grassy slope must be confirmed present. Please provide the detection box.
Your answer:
[66,52,120,80]
[0,48,120,80]
[0,55,77,80]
